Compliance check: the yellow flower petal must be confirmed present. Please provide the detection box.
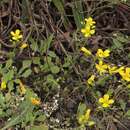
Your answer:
[31,97,41,105]
[20,43,28,49]
[99,98,104,103]
[90,29,95,34]
[18,35,23,39]
[81,47,92,56]
[102,103,110,108]
[15,29,20,35]
[126,67,130,74]
[88,121,95,126]
[87,75,95,85]
[10,31,15,36]
[84,109,91,121]
[103,94,109,100]
[104,50,110,57]
[108,99,114,104]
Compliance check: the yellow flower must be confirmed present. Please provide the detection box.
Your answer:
[116,66,125,74]
[108,65,118,75]
[78,115,86,125]
[78,109,91,124]
[19,81,26,95]
[20,43,28,49]
[80,47,92,56]
[81,26,95,38]
[1,81,6,90]
[87,75,95,86]
[10,29,23,42]
[84,109,91,121]
[81,17,96,38]
[78,109,95,126]
[85,17,96,27]
[119,67,130,82]
[96,49,110,58]
[99,94,114,108]
[31,97,41,105]
[95,60,108,75]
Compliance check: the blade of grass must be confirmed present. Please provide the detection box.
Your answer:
[52,0,70,30]
[72,0,84,29]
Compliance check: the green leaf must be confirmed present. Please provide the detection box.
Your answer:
[116,34,128,43]
[77,103,86,116]
[52,0,64,13]
[25,112,35,124]
[39,34,53,54]
[26,124,48,130]
[125,110,130,117]
[22,60,32,69]
[48,51,57,58]
[5,59,13,68]
[50,65,60,74]
[3,70,14,82]
[119,100,126,111]
[96,76,110,86]
[7,80,14,92]
[112,38,123,49]
[72,0,84,29]
[32,57,41,65]
[36,115,46,122]
[18,60,32,75]
[21,69,32,78]
[63,56,72,68]
[30,37,39,52]
[0,93,5,107]
[128,53,130,59]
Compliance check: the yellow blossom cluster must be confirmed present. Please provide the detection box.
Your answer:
[81,17,96,38]
[80,47,130,82]
[80,46,130,108]
[10,29,23,42]
[78,109,95,126]
[10,29,28,49]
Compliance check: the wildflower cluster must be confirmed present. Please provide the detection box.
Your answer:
[81,17,96,38]
[80,43,130,110]
[10,29,28,49]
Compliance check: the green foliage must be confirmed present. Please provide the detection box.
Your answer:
[1,0,130,130]
[111,33,129,50]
